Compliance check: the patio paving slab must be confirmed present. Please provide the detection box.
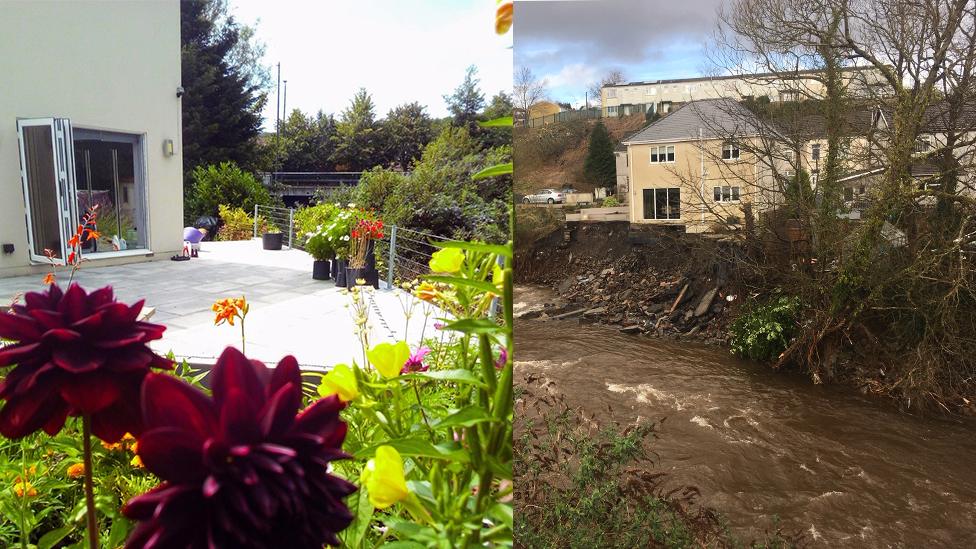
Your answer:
[0,240,438,370]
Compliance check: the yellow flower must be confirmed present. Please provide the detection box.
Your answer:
[67,463,85,478]
[414,282,437,302]
[361,446,409,509]
[429,248,464,273]
[318,363,359,402]
[366,341,411,378]
[131,454,143,468]
[13,478,37,498]
[495,1,513,35]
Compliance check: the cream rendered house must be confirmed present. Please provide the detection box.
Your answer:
[622,99,778,232]
[0,1,183,277]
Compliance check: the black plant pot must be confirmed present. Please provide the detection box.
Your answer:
[366,241,377,271]
[345,267,367,289]
[262,232,283,250]
[334,259,347,287]
[364,268,380,289]
[312,259,332,280]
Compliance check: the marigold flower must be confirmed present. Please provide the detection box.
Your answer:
[362,446,409,509]
[366,341,411,378]
[429,248,464,273]
[0,284,173,442]
[212,296,248,327]
[67,462,85,478]
[42,273,55,285]
[122,347,355,548]
[318,363,359,402]
[13,478,37,498]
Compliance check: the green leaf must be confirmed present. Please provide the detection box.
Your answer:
[433,406,496,429]
[381,542,427,549]
[479,116,513,127]
[443,318,503,335]
[489,502,514,530]
[472,162,513,180]
[401,368,486,387]
[353,438,470,463]
[423,275,497,295]
[39,526,74,549]
[434,240,512,258]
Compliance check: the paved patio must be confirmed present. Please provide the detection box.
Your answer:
[0,240,440,370]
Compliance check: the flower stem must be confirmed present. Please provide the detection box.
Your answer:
[240,317,246,354]
[19,439,27,549]
[81,415,98,549]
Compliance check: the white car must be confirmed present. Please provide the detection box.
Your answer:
[522,189,564,204]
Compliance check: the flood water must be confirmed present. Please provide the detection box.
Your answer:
[515,286,976,548]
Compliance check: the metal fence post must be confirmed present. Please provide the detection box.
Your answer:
[253,204,259,239]
[387,225,398,290]
[287,208,294,249]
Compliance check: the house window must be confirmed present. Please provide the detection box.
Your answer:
[607,89,617,99]
[649,145,675,163]
[642,188,681,219]
[660,101,672,113]
[713,186,741,202]
[607,106,618,115]
[811,143,821,162]
[914,137,931,153]
[647,87,657,96]
[780,90,799,102]
[722,143,740,160]
[811,169,819,186]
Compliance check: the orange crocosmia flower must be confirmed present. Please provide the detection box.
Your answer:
[43,273,55,285]
[67,463,85,478]
[495,1,513,35]
[87,230,100,242]
[68,235,80,248]
[67,252,76,264]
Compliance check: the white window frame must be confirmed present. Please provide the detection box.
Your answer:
[649,145,675,164]
[607,89,617,99]
[811,143,821,162]
[914,136,932,153]
[713,185,741,203]
[607,106,618,115]
[722,143,740,161]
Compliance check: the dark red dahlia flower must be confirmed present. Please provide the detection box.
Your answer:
[0,284,172,442]
[123,347,356,549]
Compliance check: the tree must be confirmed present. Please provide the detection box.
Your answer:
[514,66,548,112]
[582,121,616,189]
[332,88,380,171]
[180,0,267,179]
[444,65,486,133]
[380,102,434,171]
[479,92,514,149]
[278,109,336,172]
[586,70,625,107]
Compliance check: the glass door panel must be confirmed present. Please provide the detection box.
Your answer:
[16,118,77,264]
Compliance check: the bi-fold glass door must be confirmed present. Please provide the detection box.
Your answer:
[16,118,78,265]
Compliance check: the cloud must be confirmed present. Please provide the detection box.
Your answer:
[514,0,724,101]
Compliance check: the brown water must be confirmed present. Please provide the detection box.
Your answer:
[515,286,976,548]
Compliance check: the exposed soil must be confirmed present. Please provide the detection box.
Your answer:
[516,221,746,345]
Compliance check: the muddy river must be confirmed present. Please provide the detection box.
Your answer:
[515,286,976,547]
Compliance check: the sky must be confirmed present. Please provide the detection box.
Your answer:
[227,0,513,130]
[514,0,725,108]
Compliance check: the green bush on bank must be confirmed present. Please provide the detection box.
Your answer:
[729,296,803,362]
[185,161,276,223]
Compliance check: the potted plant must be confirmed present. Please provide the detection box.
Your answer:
[346,216,383,289]
[262,218,283,250]
[305,232,334,280]
[323,206,355,287]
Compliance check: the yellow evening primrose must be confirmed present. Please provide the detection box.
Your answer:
[428,248,464,273]
[366,341,411,378]
[318,363,359,402]
[361,446,409,509]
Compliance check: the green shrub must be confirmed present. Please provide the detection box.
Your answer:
[602,196,620,207]
[305,232,334,260]
[294,202,339,240]
[729,295,803,361]
[215,204,263,241]
[185,162,275,223]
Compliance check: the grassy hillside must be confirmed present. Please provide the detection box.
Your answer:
[513,114,648,197]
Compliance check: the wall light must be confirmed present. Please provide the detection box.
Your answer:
[163,139,175,157]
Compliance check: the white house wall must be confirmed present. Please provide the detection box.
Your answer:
[0,0,183,277]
